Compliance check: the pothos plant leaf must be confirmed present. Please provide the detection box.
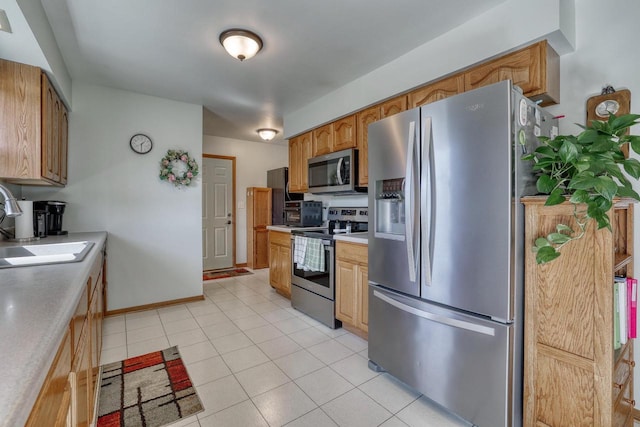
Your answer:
[523,113,640,264]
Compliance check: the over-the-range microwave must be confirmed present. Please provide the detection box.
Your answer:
[307,148,367,194]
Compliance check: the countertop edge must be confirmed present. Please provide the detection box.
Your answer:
[333,233,369,244]
[1,231,107,427]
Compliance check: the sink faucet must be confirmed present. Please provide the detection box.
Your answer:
[0,184,22,217]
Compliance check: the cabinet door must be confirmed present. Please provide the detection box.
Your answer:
[380,95,407,118]
[252,188,272,227]
[333,115,357,151]
[281,245,292,297]
[289,137,302,192]
[72,325,90,427]
[42,75,61,182]
[269,242,279,289]
[25,329,72,427]
[464,41,549,100]
[408,74,465,108]
[254,229,270,269]
[356,106,380,187]
[357,265,369,332]
[0,59,41,181]
[289,132,312,193]
[59,105,69,185]
[313,123,333,156]
[300,132,312,191]
[336,259,357,325]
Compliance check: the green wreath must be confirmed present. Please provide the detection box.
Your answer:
[159,149,199,187]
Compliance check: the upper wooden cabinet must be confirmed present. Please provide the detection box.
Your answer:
[289,40,559,192]
[464,40,559,106]
[409,74,466,108]
[333,115,357,151]
[313,123,334,156]
[289,131,312,193]
[380,95,407,118]
[0,59,69,186]
[356,106,380,187]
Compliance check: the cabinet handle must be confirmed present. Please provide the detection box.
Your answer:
[623,398,635,406]
[624,359,636,368]
[613,382,623,389]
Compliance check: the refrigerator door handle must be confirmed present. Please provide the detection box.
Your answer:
[336,157,344,185]
[405,120,418,283]
[421,116,433,288]
[373,290,496,336]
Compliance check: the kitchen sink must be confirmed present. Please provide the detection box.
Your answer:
[0,241,95,268]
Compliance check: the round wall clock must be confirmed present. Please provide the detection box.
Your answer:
[586,88,631,156]
[129,133,153,154]
[586,88,630,123]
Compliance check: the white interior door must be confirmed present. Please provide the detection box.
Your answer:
[203,157,234,271]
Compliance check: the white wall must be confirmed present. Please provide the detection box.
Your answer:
[203,135,288,264]
[23,83,203,311]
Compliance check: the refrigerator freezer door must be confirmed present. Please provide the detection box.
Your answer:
[369,285,515,427]
[368,108,421,297]
[420,80,514,321]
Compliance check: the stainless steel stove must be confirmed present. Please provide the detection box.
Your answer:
[290,207,368,328]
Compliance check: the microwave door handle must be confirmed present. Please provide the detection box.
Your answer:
[421,116,432,288]
[404,120,417,283]
[336,157,344,185]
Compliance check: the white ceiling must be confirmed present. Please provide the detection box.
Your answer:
[38,0,505,143]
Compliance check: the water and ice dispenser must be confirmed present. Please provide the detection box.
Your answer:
[374,177,405,238]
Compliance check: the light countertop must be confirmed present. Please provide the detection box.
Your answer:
[0,231,108,427]
[333,232,369,244]
[266,225,327,233]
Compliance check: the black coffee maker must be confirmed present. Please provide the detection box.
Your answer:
[33,201,68,236]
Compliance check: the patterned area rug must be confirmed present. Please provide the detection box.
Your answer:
[203,267,253,281]
[97,346,203,427]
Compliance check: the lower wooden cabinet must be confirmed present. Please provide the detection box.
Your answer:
[27,245,106,426]
[335,241,368,335]
[523,198,635,426]
[269,230,292,298]
[25,329,72,427]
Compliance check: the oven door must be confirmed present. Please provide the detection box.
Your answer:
[291,238,334,300]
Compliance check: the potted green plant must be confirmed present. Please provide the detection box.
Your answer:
[523,113,640,264]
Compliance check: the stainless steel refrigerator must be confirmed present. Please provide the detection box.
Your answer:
[267,167,303,225]
[367,80,558,427]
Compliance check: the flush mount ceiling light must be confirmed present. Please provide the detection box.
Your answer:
[0,9,12,33]
[219,29,263,61]
[257,128,278,141]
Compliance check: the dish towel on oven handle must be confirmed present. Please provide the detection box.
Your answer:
[294,236,308,268]
[303,237,325,272]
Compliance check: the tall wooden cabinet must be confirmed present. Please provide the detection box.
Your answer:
[523,197,635,427]
[247,187,272,269]
[0,58,69,186]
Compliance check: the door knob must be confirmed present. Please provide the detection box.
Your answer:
[227,220,232,225]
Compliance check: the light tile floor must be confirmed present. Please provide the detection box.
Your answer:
[100,268,471,427]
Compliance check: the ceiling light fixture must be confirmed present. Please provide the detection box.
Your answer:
[0,9,12,33]
[257,128,278,141]
[219,29,263,61]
